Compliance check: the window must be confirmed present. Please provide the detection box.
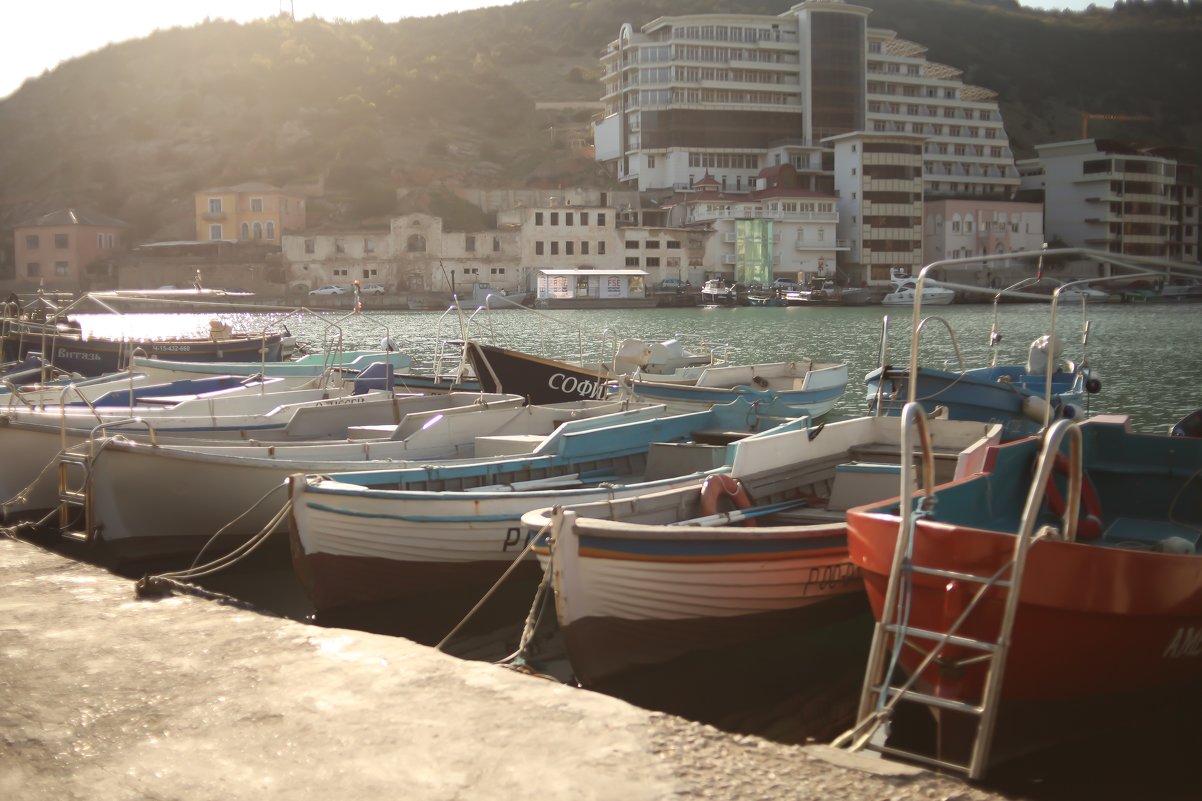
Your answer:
[625,257,640,267]
[626,240,640,249]
[25,235,39,249]
[241,223,250,239]
[209,224,222,240]
[55,261,69,276]
[582,242,590,255]
[26,263,40,277]
[597,213,606,226]
[598,242,606,255]
[491,267,506,275]
[580,212,589,225]
[251,197,264,212]
[266,221,275,240]
[364,238,375,253]
[565,213,574,226]
[645,240,661,249]
[551,241,559,255]
[334,267,348,277]
[466,235,476,252]
[647,155,656,168]
[535,212,544,225]
[492,237,500,252]
[566,241,575,256]
[536,241,545,255]
[208,198,222,214]
[304,239,316,254]
[645,257,660,267]
[667,240,681,249]
[551,212,560,226]
[54,234,69,248]
[253,222,263,240]
[407,234,426,252]
[335,238,345,253]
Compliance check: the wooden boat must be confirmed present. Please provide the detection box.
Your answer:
[465,339,846,417]
[464,336,726,405]
[1,315,286,377]
[623,359,849,419]
[288,399,799,614]
[66,397,659,563]
[0,379,473,520]
[520,415,1002,686]
[840,409,1202,776]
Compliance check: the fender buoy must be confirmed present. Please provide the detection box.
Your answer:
[1045,453,1102,540]
[699,475,756,526]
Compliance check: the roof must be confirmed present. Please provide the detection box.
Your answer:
[15,208,131,228]
[197,182,296,195]
[538,269,648,277]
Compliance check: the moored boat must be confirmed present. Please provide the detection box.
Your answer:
[287,399,801,615]
[839,409,1202,776]
[520,414,1002,686]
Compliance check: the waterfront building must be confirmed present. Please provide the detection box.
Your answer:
[279,213,521,295]
[922,198,1044,277]
[666,167,844,286]
[827,132,924,284]
[595,1,1019,201]
[9,208,130,293]
[194,182,306,243]
[1017,140,1181,260]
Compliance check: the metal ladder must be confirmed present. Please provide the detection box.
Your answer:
[57,446,94,543]
[834,406,1082,780]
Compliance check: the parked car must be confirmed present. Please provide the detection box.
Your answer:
[360,283,386,295]
[659,278,686,292]
[771,278,801,291]
[309,285,346,296]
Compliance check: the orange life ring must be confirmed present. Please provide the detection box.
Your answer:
[699,475,757,527]
[1045,452,1102,540]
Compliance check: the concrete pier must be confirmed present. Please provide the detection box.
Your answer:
[0,537,1004,800]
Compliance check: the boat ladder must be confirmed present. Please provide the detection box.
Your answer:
[56,446,94,543]
[834,407,1081,780]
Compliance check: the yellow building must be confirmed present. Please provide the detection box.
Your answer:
[194,182,306,242]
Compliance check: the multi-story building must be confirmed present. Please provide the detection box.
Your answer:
[595,1,1018,200]
[9,208,130,292]
[280,214,521,295]
[922,198,1044,277]
[496,202,624,286]
[194,182,306,243]
[668,168,845,286]
[1017,140,1179,260]
[828,132,924,283]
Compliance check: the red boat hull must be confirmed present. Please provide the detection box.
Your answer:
[847,508,1202,704]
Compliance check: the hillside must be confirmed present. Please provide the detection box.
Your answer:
[0,0,1199,241]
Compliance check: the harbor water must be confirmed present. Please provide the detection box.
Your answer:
[75,300,1202,432]
[56,301,1202,799]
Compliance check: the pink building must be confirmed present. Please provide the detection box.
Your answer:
[10,208,131,292]
[923,199,1044,277]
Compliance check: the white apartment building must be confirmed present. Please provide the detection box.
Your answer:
[495,202,623,284]
[828,132,925,284]
[1018,140,1180,260]
[595,1,1018,200]
[923,198,1044,275]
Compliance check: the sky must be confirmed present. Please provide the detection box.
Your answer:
[1,0,1103,101]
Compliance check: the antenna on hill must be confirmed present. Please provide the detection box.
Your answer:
[279,0,294,19]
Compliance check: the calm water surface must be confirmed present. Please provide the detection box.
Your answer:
[77,301,1202,432]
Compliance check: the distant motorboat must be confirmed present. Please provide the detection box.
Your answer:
[880,272,955,306]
